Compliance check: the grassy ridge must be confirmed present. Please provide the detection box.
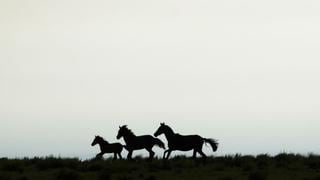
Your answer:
[1,153,320,180]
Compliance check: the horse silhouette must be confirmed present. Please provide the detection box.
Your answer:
[154,123,218,159]
[91,135,124,160]
[117,125,165,160]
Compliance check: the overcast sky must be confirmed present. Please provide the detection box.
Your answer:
[1,0,320,159]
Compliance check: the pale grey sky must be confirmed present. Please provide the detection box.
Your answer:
[1,0,320,158]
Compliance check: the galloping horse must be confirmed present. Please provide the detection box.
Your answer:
[117,125,165,160]
[154,123,218,159]
[91,135,124,159]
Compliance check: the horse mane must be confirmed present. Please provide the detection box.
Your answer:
[164,124,175,134]
[97,136,109,144]
[123,127,136,136]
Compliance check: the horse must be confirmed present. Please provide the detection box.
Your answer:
[116,125,165,160]
[154,123,218,159]
[91,135,124,160]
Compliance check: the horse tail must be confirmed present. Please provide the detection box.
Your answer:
[203,138,218,152]
[153,138,165,149]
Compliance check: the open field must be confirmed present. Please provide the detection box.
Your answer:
[1,153,320,180]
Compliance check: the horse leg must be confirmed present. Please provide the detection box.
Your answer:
[193,149,197,158]
[95,152,103,159]
[127,150,133,160]
[166,150,172,159]
[147,148,155,160]
[163,150,168,159]
[113,152,117,160]
[118,152,122,160]
[197,149,207,158]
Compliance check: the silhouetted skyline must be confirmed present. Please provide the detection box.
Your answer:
[1,0,320,159]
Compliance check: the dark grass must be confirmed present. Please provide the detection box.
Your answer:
[1,153,320,180]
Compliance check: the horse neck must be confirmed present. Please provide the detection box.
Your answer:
[163,127,175,140]
[123,132,136,143]
[97,139,109,147]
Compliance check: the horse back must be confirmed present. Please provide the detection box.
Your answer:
[104,143,123,153]
[168,134,203,150]
[176,134,202,141]
[136,135,154,140]
[126,135,156,150]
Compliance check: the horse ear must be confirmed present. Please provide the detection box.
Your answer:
[119,126,121,129]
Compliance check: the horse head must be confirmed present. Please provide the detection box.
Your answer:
[91,135,100,146]
[154,122,167,137]
[117,125,128,139]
